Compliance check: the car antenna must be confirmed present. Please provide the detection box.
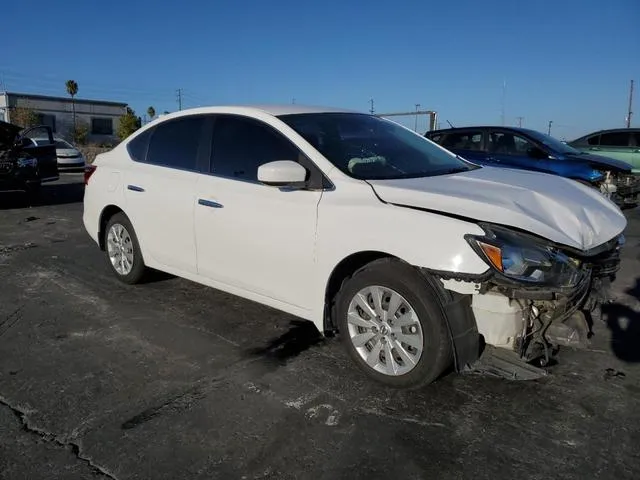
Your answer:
[446,120,455,128]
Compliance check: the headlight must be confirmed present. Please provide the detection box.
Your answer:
[465,225,585,288]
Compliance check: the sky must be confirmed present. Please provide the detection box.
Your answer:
[2,0,639,139]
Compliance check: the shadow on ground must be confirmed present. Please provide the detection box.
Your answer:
[246,319,326,365]
[0,182,84,210]
[604,277,640,363]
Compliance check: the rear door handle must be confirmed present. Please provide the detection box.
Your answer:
[127,184,145,192]
[198,199,223,208]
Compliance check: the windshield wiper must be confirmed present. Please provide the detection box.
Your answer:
[435,166,471,175]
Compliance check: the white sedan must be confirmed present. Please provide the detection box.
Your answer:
[82,105,626,388]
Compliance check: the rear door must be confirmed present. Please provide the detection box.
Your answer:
[122,114,211,274]
[19,126,59,182]
[438,129,490,165]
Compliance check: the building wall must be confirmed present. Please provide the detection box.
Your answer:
[0,93,127,145]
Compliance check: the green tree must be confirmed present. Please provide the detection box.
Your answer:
[10,106,39,128]
[147,106,156,121]
[72,119,90,145]
[117,107,141,140]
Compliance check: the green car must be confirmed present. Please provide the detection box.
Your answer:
[569,128,640,173]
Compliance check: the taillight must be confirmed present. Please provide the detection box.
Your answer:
[84,165,97,185]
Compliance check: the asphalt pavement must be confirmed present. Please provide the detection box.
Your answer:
[1,174,639,480]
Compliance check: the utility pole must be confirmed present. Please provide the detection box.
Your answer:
[414,103,421,131]
[292,97,296,104]
[176,88,183,111]
[626,79,634,128]
[547,120,553,135]
[516,116,524,127]
[369,98,374,114]
[501,80,506,126]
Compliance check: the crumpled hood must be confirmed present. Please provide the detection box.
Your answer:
[367,166,627,251]
[565,152,632,171]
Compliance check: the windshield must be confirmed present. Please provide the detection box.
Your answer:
[54,139,74,149]
[521,128,581,155]
[278,112,477,180]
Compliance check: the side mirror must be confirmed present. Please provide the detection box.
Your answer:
[258,160,308,187]
[527,147,548,159]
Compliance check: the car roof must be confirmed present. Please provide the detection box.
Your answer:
[426,126,536,135]
[574,127,640,137]
[158,104,360,119]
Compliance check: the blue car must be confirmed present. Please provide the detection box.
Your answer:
[425,126,640,208]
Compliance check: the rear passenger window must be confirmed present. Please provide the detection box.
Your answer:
[146,116,206,170]
[587,135,600,146]
[127,129,152,162]
[599,132,630,147]
[441,131,483,151]
[211,115,300,181]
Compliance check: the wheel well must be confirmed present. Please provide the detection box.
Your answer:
[98,205,124,250]
[323,251,398,333]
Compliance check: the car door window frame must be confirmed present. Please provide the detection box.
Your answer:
[488,129,543,157]
[599,131,632,148]
[127,114,212,173]
[207,113,332,191]
[439,129,486,152]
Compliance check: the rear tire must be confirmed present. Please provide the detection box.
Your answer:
[104,212,147,284]
[334,258,453,389]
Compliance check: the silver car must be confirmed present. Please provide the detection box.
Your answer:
[32,137,86,171]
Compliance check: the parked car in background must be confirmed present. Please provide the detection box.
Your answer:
[425,126,640,208]
[30,137,86,171]
[83,105,626,388]
[568,128,640,173]
[0,120,59,197]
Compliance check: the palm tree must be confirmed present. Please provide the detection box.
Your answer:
[65,80,79,134]
[147,106,156,122]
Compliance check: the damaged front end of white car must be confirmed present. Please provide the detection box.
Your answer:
[436,222,624,378]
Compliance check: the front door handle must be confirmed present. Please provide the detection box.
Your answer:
[198,199,223,208]
[127,184,145,192]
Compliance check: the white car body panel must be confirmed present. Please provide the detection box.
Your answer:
[194,173,321,310]
[83,105,628,351]
[123,163,199,274]
[368,165,626,251]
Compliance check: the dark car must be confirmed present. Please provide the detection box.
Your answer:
[0,120,59,197]
[425,126,640,208]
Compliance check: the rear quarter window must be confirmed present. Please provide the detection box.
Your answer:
[126,129,152,162]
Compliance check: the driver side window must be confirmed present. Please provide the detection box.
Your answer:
[488,131,536,156]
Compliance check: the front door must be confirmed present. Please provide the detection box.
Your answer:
[486,130,551,173]
[19,126,59,181]
[195,114,322,310]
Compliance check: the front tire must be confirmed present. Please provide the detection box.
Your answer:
[104,212,147,284]
[335,258,453,389]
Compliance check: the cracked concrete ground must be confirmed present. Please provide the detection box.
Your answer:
[1,174,639,480]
